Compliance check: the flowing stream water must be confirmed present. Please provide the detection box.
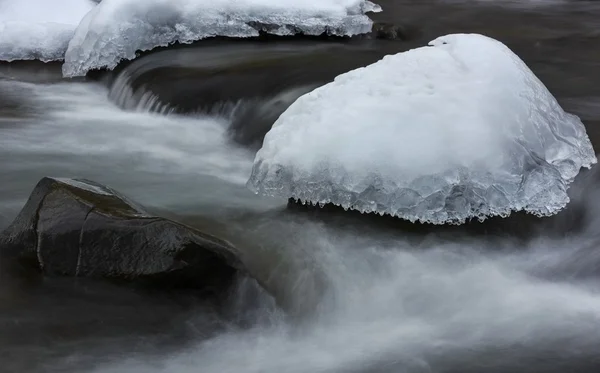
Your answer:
[1,1,600,372]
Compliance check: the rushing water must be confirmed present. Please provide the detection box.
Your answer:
[1,1,600,372]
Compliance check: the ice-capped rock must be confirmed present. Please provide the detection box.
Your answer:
[62,0,381,77]
[0,0,96,62]
[247,33,597,224]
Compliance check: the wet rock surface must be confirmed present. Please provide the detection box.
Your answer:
[0,181,277,373]
[0,177,244,295]
[367,21,417,41]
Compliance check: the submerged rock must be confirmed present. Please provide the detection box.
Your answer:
[368,21,415,41]
[0,177,243,295]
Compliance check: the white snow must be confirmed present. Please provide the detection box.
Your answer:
[248,33,597,224]
[0,0,96,62]
[62,0,381,77]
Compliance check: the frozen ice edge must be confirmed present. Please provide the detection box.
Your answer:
[246,34,597,225]
[0,23,74,62]
[62,0,382,77]
[247,162,591,225]
[0,0,96,63]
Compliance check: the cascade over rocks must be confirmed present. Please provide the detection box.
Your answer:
[0,177,246,296]
[104,34,411,149]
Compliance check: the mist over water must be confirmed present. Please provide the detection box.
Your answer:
[91,170,600,373]
[2,1,600,373]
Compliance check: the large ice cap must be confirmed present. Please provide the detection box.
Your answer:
[62,0,381,77]
[247,33,597,225]
[0,0,96,62]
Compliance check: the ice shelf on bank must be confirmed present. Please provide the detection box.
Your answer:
[247,33,597,224]
[0,0,96,62]
[62,0,381,77]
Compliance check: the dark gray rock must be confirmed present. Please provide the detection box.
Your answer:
[370,22,414,41]
[0,177,244,294]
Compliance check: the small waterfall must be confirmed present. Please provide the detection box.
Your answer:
[108,72,175,115]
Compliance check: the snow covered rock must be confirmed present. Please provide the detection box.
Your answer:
[247,33,597,224]
[0,0,95,62]
[62,0,381,77]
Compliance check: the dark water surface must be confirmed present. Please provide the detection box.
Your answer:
[1,1,600,372]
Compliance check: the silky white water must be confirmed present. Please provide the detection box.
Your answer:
[1,0,600,371]
[2,54,600,373]
[89,176,600,372]
[0,77,276,228]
